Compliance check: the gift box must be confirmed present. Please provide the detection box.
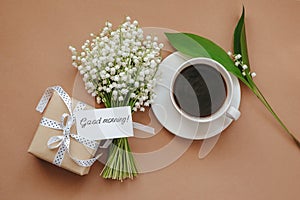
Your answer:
[28,86,100,175]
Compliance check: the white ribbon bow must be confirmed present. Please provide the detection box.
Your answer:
[47,113,74,150]
[36,86,102,167]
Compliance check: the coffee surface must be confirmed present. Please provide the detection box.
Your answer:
[173,64,227,118]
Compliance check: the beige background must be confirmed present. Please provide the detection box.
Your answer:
[1,0,299,199]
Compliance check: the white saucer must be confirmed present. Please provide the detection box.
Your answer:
[152,52,241,140]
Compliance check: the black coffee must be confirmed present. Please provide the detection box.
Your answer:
[173,64,227,118]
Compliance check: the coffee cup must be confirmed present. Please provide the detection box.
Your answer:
[170,57,240,123]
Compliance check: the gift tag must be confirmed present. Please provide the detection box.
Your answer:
[75,106,134,140]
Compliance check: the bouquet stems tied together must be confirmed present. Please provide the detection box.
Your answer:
[101,137,137,180]
[166,7,300,148]
[70,17,163,181]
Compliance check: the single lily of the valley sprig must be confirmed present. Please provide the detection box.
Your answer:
[166,7,300,148]
[231,7,299,148]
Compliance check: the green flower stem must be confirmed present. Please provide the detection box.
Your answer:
[99,95,138,181]
[248,79,300,148]
[101,138,138,181]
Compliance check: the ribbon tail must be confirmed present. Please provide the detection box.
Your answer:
[70,153,103,167]
[68,134,102,167]
[99,140,112,149]
[36,86,73,114]
[133,122,155,135]
[53,144,68,166]
[47,135,64,149]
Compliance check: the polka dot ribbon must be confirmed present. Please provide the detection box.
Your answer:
[36,86,102,167]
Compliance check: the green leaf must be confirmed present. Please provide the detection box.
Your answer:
[165,32,210,58]
[234,6,250,68]
[233,7,300,148]
[165,32,251,88]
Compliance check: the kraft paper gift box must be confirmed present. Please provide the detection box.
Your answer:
[28,86,99,175]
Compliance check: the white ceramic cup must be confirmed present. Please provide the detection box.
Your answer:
[170,57,240,123]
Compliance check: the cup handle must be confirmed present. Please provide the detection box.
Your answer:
[226,106,241,120]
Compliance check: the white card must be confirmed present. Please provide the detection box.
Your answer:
[75,106,134,140]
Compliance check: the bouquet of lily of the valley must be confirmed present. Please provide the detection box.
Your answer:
[69,17,163,180]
